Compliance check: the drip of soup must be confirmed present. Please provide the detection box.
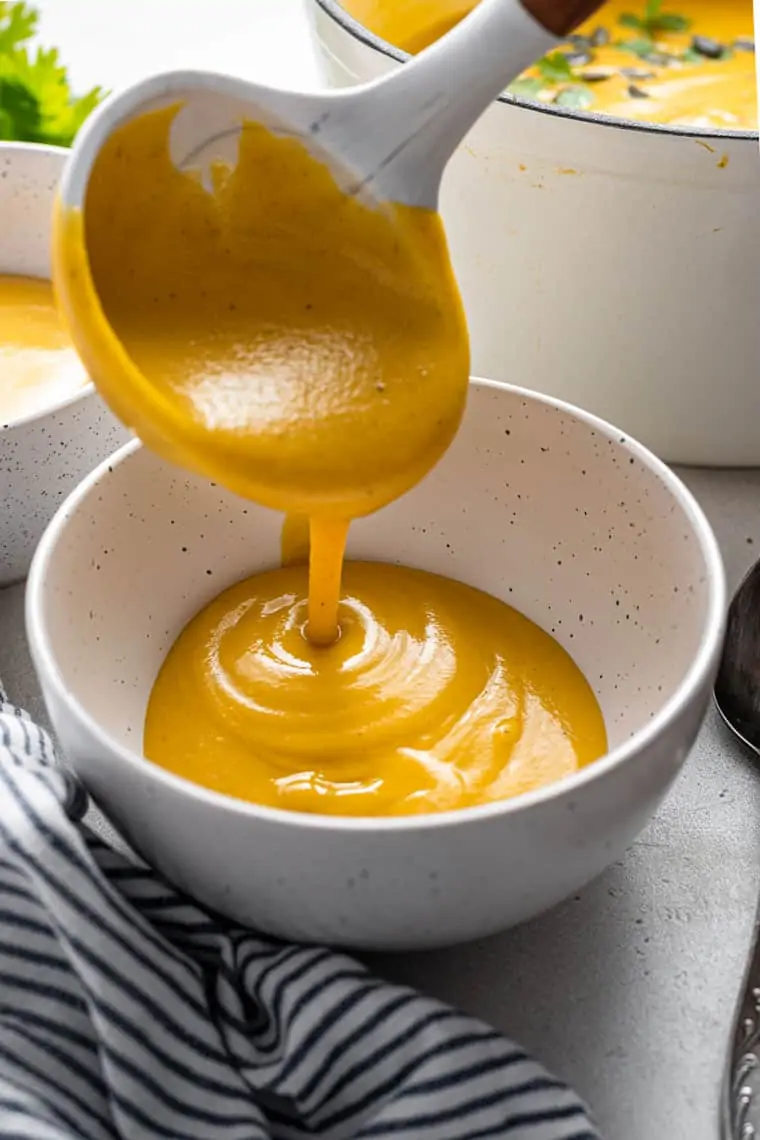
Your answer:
[0,276,87,426]
[341,0,757,129]
[55,103,607,818]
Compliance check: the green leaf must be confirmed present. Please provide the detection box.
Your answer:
[0,4,105,145]
[618,37,656,58]
[619,13,645,29]
[0,2,37,54]
[0,28,105,146]
[655,13,690,31]
[62,84,103,137]
[620,1,690,37]
[0,75,39,139]
[507,77,544,99]
[536,51,575,83]
[555,85,595,110]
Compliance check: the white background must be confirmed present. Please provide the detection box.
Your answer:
[33,0,323,93]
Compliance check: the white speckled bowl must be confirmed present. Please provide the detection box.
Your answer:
[27,379,725,950]
[0,143,128,585]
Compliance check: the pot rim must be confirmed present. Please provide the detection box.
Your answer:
[311,0,758,143]
[26,377,727,836]
[0,140,98,432]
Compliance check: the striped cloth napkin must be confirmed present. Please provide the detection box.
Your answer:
[0,681,600,1140]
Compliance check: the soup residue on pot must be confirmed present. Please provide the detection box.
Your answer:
[55,104,607,818]
[341,0,757,129]
[0,276,87,426]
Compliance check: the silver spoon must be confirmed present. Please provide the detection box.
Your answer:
[714,559,760,1138]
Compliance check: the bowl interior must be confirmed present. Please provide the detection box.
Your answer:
[35,381,716,774]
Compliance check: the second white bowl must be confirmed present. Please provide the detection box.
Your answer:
[0,143,128,586]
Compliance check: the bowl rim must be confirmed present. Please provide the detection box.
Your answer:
[310,0,758,143]
[1,379,97,432]
[0,140,97,431]
[26,376,727,833]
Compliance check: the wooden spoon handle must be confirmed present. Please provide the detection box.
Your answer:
[521,0,605,36]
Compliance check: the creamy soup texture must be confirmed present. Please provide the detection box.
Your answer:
[55,103,607,818]
[0,275,87,426]
[341,0,757,129]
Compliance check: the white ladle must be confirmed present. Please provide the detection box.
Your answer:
[58,0,559,214]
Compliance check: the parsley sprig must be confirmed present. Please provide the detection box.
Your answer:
[0,2,104,146]
[536,52,576,83]
[508,52,593,110]
[619,0,690,37]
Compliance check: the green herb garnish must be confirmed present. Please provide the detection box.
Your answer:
[507,77,544,99]
[619,1,690,37]
[680,46,702,62]
[554,86,595,110]
[536,52,576,83]
[617,36,658,58]
[510,53,597,110]
[0,2,104,145]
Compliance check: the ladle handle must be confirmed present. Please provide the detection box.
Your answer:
[351,0,556,207]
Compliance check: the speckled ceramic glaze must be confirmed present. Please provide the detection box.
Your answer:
[0,144,128,586]
[26,379,726,950]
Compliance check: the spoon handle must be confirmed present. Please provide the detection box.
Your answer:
[722,920,760,1137]
[352,0,556,207]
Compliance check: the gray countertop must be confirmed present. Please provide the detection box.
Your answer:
[2,464,760,1139]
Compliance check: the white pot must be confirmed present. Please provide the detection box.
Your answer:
[308,0,760,467]
[27,379,725,950]
[0,144,128,586]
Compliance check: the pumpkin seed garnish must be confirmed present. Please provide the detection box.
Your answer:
[620,67,656,79]
[581,68,616,82]
[691,35,724,60]
[590,27,610,47]
[563,50,594,67]
[627,84,651,98]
